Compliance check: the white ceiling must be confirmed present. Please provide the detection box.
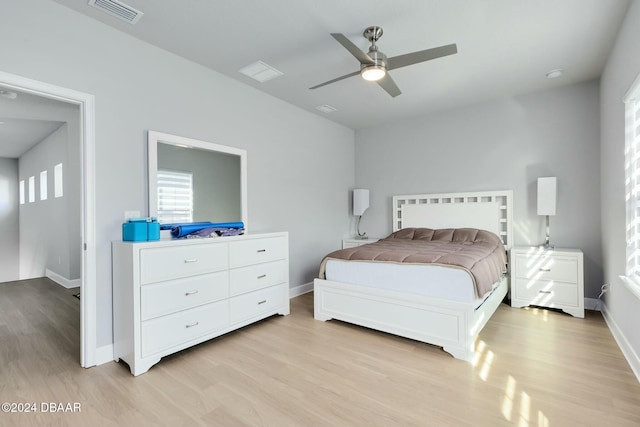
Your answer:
[51,1,630,129]
[0,87,71,159]
[0,117,64,158]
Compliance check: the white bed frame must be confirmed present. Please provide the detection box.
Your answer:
[314,190,513,361]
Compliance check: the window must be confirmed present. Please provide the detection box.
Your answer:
[19,180,25,205]
[157,170,193,223]
[54,163,63,198]
[40,170,48,201]
[28,176,35,203]
[624,73,640,279]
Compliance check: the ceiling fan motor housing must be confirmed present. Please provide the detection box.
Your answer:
[360,26,387,80]
[360,47,388,81]
[363,48,387,69]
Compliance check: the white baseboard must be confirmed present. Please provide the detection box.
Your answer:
[46,269,81,289]
[94,344,115,366]
[601,303,640,383]
[584,297,601,311]
[290,282,313,298]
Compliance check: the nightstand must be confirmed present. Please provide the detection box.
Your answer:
[510,246,584,318]
[342,237,380,249]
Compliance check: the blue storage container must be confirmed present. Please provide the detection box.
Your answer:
[147,218,160,241]
[122,218,148,241]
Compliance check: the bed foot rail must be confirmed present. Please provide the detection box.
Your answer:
[314,278,333,321]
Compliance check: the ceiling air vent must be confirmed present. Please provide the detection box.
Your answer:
[315,105,337,114]
[88,0,143,24]
[238,61,284,83]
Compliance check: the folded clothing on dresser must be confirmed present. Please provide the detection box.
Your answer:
[164,221,245,238]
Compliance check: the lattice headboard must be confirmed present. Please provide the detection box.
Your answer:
[392,190,513,249]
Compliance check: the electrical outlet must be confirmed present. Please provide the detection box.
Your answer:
[124,210,140,220]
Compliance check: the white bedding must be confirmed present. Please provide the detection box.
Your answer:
[324,258,497,307]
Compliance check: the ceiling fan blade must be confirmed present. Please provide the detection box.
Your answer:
[377,74,401,97]
[309,70,361,90]
[387,43,457,70]
[331,33,374,65]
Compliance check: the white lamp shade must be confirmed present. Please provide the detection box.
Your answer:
[537,177,557,216]
[353,189,370,216]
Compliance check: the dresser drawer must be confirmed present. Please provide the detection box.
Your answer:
[513,279,579,307]
[140,243,228,284]
[141,272,229,321]
[230,260,287,297]
[229,284,286,324]
[514,254,578,283]
[141,300,229,357]
[229,237,287,268]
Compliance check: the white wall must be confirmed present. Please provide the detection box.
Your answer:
[0,158,19,282]
[0,0,354,348]
[600,0,640,375]
[355,80,603,298]
[0,89,80,284]
[19,124,80,281]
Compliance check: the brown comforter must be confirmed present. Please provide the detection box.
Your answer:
[319,228,507,298]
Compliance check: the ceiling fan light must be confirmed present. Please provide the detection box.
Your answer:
[361,65,386,82]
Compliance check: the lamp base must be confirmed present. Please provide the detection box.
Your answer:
[540,215,553,249]
[355,215,367,240]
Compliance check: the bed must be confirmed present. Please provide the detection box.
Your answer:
[313,190,513,361]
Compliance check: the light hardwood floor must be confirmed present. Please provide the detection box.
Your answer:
[1,279,639,426]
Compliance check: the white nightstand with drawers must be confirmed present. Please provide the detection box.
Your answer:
[342,237,380,249]
[510,246,584,318]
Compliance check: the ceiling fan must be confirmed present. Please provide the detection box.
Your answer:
[310,26,457,97]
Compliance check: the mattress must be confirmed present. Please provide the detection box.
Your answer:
[324,258,499,307]
[320,228,507,298]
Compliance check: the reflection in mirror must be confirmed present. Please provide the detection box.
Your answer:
[148,131,247,229]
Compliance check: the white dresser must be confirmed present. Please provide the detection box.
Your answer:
[510,246,584,318]
[112,232,289,375]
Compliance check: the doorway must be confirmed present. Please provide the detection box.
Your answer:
[0,70,96,368]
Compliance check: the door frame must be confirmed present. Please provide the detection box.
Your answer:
[0,70,96,367]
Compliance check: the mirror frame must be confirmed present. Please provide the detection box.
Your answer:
[148,130,248,230]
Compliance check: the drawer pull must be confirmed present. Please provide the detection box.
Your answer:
[257,300,267,305]
[538,290,552,294]
[257,249,267,253]
[257,274,267,279]
[185,290,199,296]
[184,258,198,264]
[185,322,199,328]
[539,268,551,272]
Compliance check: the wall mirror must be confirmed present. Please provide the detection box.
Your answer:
[148,130,247,229]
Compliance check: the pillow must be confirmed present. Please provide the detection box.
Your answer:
[385,227,501,244]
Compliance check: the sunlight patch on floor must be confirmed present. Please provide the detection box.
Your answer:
[474,341,551,426]
[471,340,487,367]
[537,410,550,427]
[501,375,516,421]
[527,306,549,322]
[479,350,494,381]
[518,391,530,426]
[471,340,494,381]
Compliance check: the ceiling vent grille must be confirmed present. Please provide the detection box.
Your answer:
[88,0,143,24]
[238,61,284,83]
[315,105,337,114]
